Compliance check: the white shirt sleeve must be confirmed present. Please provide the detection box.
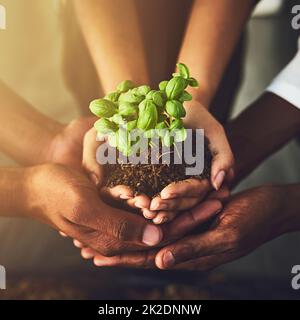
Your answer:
[266,37,300,109]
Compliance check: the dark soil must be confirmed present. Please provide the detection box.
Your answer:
[104,135,212,198]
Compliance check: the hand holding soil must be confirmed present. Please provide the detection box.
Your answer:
[84,63,234,224]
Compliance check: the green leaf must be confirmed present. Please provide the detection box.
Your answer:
[94,118,118,135]
[118,101,138,117]
[111,113,126,125]
[174,127,187,142]
[89,99,118,118]
[152,91,166,108]
[146,90,156,100]
[137,100,158,130]
[136,85,151,96]
[166,100,186,118]
[165,76,187,100]
[159,80,168,91]
[188,77,199,88]
[155,122,168,138]
[163,131,174,147]
[169,118,183,130]
[105,91,120,102]
[176,63,190,79]
[119,90,144,104]
[124,119,137,131]
[117,80,135,92]
[116,129,131,156]
[179,90,192,102]
[157,114,167,123]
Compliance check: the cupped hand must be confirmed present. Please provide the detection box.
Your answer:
[25,163,164,256]
[82,185,290,269]
[155,185,290,271]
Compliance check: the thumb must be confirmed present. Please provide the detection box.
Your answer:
[206,123,234,190]
[82,127,104,185]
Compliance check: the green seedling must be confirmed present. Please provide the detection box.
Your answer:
[90,62,199,156]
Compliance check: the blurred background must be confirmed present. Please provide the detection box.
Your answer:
[0,0,299,299]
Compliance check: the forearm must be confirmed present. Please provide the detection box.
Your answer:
[178,0,257,107]
[73,0,150,93]
[282,184,300,233]
[0,167,29,217]
[227,93,300,185]
[0,81,63,165]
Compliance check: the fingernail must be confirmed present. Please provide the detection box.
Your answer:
[163,251,175,268]
[213,170,226,190]
[143,209,157,219]
[120,194,132,200]
[153,216,167,225]
[89,172,99,186]
[142,225,162,246]
[150,202,167,211]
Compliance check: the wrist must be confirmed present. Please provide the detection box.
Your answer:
[0,167,30,218]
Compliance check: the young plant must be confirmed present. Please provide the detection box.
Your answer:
[89,63,199,156]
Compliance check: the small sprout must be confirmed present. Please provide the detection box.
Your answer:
[117,80,135,92]
[166,100,186,118]
[94,118,118,135]
[89,63,198,154]
[89,99,118,118]
[176,62,190,79]
[165,76,187,100]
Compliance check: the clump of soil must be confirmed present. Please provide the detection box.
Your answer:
[104,137,212,198]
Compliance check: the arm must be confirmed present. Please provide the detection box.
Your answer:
[0,81,63,165]
[178,0,257,107]
[227,92,300,185]
[73,0,150,93]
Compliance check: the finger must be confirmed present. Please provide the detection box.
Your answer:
[152,211,178,224]
[162,199,222,242]
[59,231,68,237]
[66,200,164,254]
[172,251,240,271]
[93,250,156,268]
[82,128,104,185]
[207,185,230,201]
[73,239,84,248]
[81,247,98,259]
[142,208,158,220]
[151,196,201,211]
[101,185,134,201]
[155,229,226,269]
[127,194,151,209]
[160,178,210,200]
[206,125,234,191]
